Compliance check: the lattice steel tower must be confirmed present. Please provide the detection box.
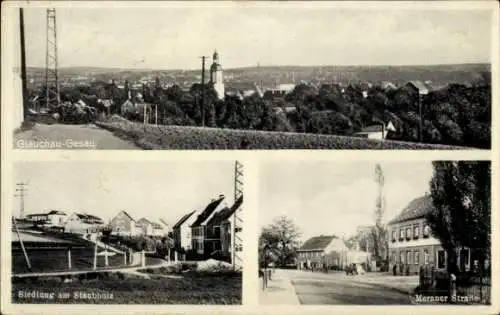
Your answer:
[44,9,60,108]
[232,161,244,269]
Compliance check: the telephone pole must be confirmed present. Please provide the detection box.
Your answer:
[199,56,208,127]
[15,182,28,219]
[232,161,244,269]
[44,9,60,109]
[20,8,28,122]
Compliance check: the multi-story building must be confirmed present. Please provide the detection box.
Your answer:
[172,210,197,252]
[387,195,471,275]
[190,195,226,255]
[296,235,349,270]
[109,210,142,236]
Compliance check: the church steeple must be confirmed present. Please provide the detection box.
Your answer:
[213,49,219,63]
[209,49,224,100]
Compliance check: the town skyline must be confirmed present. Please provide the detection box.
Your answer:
[12,161,237,226]
[258,161,433,241]
[15,5,493,70]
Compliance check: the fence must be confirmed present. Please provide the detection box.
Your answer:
[418,265,491,304]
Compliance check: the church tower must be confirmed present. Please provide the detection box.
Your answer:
[210,50,225,100]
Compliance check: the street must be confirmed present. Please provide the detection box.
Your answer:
[261,269,414,305]
[14,123,139,149]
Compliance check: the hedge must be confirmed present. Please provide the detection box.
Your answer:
[96,116,470,150]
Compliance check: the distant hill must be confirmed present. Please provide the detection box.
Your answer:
[26,63,490,86]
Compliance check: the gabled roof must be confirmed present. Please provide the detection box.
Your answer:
[298,235,337,252]
[172,210,196,229]
[190,196,225,227]
[207,195,244,227]
[388,195,433,225]
[117,210,135,222]
[47,210,67,215]
[159,219,169,227]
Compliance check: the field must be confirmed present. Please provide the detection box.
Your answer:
[12,271,242,304]
[96,116,467,150]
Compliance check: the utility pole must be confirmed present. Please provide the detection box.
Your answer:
[418,93,423,143]
[232,161,244,269]
[199,56,208,127]
[44,9,60,109]
[15,182,28,219]
[20,8,28,122]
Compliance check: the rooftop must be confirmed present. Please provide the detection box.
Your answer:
[298,235,337,252]
[388,195,433,225]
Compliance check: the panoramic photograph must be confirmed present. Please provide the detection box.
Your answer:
[258,160,491,305]
[10,160,244,304]
[10,3,493,149]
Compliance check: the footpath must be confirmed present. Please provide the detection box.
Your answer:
[259,269,301,305]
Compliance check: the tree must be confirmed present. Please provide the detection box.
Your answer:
[259,216,302,267]
[427,161,491,276]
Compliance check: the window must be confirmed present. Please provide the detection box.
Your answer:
[413,225,419,239]
[391,231,396,242]
[424,249,429,265]
[400,251,405,263]
[423,225,430,238]
[437,250,446,269]
[399,229,404,240]
[406,227,412,240]
[414,251,419,265]
[407,251,412,264]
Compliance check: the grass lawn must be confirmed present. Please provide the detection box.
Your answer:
[12,272,242,304]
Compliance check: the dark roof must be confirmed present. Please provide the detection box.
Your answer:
[298,235,337,252]
[207,195,244,227]
[118,210,135,221]
[388,195,433,225]
[221,195,243,222]
[190,196,225,227]
[47,210,67,215]
[172,210,196,229]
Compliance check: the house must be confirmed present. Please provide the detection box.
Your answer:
[158,219,171,236]
[46,210,68,228]
[403,80,437,96]
[297,235,349,270]
[225,83,263,100]
[136,218,154,236]
[353,121,396,140]
[109,210,142,236]
[64,212,104,234]
[219,195,244,261]
[190,195,226,256]
[266,83,296,97]
[172,210,197,251]
[150,221,165,237]
[387,195,472,275]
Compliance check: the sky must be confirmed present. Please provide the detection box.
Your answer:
[12,161,236,226]
[258,161,434,242]
[16,5,493,69]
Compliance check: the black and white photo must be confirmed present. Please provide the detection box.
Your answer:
[10,3,493,149]
[10,160,244,304]
[258,160,491,305]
